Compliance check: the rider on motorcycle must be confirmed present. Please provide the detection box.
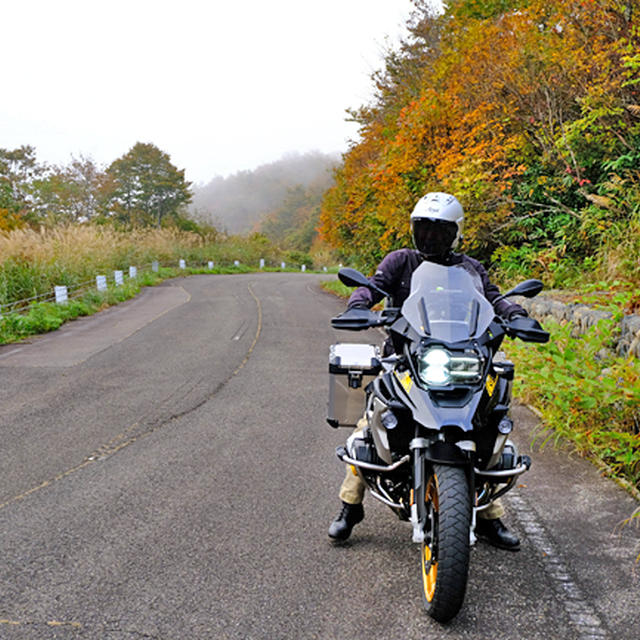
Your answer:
[328,192,527,550]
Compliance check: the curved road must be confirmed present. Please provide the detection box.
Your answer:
[0,273,637,639]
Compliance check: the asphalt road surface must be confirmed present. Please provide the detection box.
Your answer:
[0,273,638,640]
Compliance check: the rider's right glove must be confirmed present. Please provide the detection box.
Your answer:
[331,305,376,329]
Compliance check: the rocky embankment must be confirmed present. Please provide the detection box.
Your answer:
[515,295,640,358]
[332,283,640,358]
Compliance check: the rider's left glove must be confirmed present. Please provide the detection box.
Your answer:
[510,315,544,332]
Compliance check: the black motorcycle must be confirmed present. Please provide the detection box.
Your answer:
[327,261,549,622]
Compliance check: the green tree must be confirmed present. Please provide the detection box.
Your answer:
[32,156,108,225]
[0,145,42,226]
[106,142,192,227]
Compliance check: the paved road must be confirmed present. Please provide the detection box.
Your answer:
[0,273,638,639]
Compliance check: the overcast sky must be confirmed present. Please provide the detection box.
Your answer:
[2,0,420,184]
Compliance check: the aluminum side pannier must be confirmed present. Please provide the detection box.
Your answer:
[327,343,381,428]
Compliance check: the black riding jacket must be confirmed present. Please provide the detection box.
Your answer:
[347,248,525,320]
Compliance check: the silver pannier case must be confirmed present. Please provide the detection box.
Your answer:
[327,343,381,428]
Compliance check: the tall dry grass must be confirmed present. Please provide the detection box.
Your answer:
[0,226,207,268]
[0,224,294,307]
[0,226,212,305]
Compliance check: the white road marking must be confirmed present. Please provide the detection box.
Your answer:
[509,493,609,639]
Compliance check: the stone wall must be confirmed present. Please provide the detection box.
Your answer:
[515,295,640,359]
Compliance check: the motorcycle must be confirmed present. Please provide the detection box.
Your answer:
[327,261,549,622]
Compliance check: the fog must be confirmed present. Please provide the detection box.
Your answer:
[191,151,339,234]
[2,1,414,184]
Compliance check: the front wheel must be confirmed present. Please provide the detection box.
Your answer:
[421,463,471,623]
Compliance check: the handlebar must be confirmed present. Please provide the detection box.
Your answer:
[332,305,549,343]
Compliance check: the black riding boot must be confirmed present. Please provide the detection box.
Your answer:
[475,517,520,551]
[328,501,364,541]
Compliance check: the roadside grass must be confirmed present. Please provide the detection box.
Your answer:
[0,226,211,305]
[321,279,351,298]
[0,269,167,344]
[0,225,314,310]
[505,318,640,492]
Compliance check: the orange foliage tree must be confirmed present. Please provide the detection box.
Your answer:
[320,0,640,278]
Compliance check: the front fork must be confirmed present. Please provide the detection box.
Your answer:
[410,435,476,545]
[410,438,428,543]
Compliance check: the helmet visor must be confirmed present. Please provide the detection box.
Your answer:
[412,218,458,255]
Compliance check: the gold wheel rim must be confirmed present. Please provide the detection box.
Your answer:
[422,544,438,601]
[422,475,439,603]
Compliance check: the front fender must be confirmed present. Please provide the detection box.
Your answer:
[424,441,470,466]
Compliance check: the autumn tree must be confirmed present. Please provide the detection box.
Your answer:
[105,142,192,227]
[259,172,334,251]
[320,0,640,280]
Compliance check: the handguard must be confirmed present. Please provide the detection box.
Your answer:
[507,316,550,343]
[331,307,379,331]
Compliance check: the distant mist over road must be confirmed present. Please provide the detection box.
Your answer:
[190,151,339,235]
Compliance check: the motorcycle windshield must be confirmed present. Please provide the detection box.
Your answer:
[401,262,495,342]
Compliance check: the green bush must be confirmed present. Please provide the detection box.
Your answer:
[507,319,640,489]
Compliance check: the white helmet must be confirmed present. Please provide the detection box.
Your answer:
[410,192,464,258]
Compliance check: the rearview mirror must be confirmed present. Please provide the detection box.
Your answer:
[337,268,390,298]
[503,279,544,300]
[338,267,370,288]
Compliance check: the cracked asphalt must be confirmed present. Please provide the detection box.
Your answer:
[0,273,638,639]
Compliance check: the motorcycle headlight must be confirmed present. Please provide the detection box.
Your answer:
[419,348,451,386]
[418,347,482,387]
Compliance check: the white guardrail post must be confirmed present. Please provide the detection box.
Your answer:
[54,286,68,304]
[6,256,335,318]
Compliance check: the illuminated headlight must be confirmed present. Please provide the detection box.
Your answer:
[419,348,451,385]
[418,348,482,387]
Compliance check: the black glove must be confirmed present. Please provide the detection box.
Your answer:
[510,315,539,330]
[339,306,372,320]
[508,315,550,343]
[331,306,376,330]
[507,308,528,320]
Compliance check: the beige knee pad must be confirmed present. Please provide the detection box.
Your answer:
[477,497,505,520]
